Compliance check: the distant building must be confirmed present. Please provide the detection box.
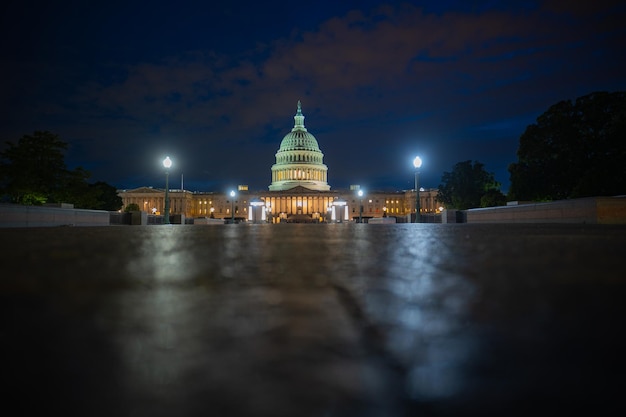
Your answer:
[118,102,441,222]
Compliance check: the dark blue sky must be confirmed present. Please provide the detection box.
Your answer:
[1,0,624,192]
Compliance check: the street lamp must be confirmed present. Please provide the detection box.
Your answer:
[230,190,236,224]
[357,189,364,223]
[163,156,172,224]
[413,156,422,223]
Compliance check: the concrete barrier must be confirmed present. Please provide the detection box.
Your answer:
[0,204,110,227]
[194,217,226,225]
[368,217,396,224]
[441,209,459,224]
[464,196,626,224]
[170,214,186,225]
[130,211,148,225]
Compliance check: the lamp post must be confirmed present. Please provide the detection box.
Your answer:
[413,156,422,223]
[357,189,363,223]
[230,190,236,224]
[163,156,172,224]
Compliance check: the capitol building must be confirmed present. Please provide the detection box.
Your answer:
[118,102,440,223]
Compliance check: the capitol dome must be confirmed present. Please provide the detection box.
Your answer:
[269,101,330,191]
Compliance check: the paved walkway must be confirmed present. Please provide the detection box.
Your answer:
[2,224,625,416]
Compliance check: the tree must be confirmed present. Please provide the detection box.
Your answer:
[124,203,140,212]
[480,189,507,208]
[57,179,123,211]
[438,160,503,210]
[509,91,626,201]
[0,131,122,210]
[88,182,123,211]
[0,131,72,204]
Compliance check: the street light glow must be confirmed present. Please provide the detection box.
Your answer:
[230,190,236,223]
[162,157,172,224]
[357,189,364,223]
[413,156,421,223]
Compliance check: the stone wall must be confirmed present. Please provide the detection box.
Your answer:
[0,204,110,227]
[463,196,626,224]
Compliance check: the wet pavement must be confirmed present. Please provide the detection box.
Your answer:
[2,223,626,416]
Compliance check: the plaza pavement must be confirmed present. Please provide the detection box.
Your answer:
[2,223,625,416]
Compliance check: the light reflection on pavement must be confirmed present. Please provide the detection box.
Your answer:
[2,223,626,416]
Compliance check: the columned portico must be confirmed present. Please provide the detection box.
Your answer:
[260,186,338,222]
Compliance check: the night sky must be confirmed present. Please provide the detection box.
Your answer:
[1,0,624,193]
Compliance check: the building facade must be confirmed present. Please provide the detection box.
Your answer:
[118,102,441,222]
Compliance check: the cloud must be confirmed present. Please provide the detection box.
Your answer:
[57,2,622,134]
[2,1,624,190]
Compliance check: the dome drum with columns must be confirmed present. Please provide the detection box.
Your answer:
[269,101,330,191]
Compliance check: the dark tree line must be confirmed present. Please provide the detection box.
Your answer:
[437,160,506,210]
[0,131,122,210]
[509,91,626,201]
[439,91,625,209]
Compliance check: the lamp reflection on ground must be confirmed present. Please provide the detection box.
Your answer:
[3,223,626,415]
[326,224,478,401]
